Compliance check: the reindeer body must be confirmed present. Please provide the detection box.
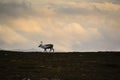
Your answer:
[39,43,54,52]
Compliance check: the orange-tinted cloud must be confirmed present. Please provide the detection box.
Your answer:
[0,25,29,45]
[11,18,42,33]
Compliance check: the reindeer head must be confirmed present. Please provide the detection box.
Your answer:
[38,44,42,47]
[38,41,43,47]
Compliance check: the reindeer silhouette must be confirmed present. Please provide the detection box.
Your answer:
[38,41,54,52]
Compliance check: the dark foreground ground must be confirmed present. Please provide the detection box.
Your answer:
[0,51,120,80]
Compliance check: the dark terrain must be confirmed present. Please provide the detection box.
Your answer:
[0,50,120,80]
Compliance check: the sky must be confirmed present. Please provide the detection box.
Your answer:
[0,0,120,52]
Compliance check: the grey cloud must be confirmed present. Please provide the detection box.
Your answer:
[94,0,120,4]
[0,1,34,27]
[73,0,120,4]
[44,3,94,16]
[73,36,120,51]
[0,1,33,19]
[55,6,92,15]
[54,4,120,17]
[0,40,6,47]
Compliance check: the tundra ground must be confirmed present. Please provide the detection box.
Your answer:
[0,51,120,80]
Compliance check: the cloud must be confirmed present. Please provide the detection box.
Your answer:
[62,0,120,4]
[0,0,120,51]
[0,1,33,20]
[1,15,100,51]
[52,2,120,16]
[1,1,119,18]
[33,22,101,51]
[11,18,42,33]
[0,25,30,49]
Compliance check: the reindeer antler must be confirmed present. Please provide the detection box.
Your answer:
[40,41,43,43]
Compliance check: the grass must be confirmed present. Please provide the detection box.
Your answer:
[0,50,120,80]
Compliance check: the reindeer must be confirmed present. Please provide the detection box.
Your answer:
[38,41,54,52]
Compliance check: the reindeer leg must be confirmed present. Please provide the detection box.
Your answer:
[49,49,50,52]
[51,48,54,52]
[44,49,47,52]
[50,48,54,52]
[53,48,54,52]
[49,48,51,52]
